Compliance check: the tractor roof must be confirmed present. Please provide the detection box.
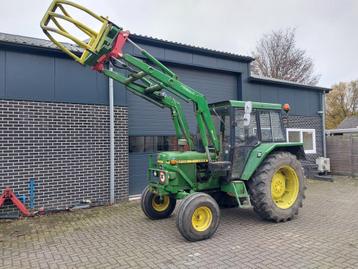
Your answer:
[210,100,282,110]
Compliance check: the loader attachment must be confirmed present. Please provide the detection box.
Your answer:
[40,0,118,65]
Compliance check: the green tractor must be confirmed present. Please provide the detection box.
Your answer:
[41,0,306,241]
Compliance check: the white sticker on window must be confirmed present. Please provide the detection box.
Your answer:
[243,113,251,126]
[245,101,252,114]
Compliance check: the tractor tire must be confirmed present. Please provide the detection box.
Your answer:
[141,186,176,220]
[247,151,305,222]
[176,192,220,242]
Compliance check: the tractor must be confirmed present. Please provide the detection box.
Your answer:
[41,0,306,241]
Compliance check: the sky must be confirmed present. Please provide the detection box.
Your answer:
[0,0,357,88]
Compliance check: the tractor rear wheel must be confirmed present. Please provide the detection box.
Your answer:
[141,186,176,220]
[248,151,305,222]
[176,192,220,241]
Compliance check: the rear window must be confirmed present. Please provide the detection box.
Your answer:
[259,111,285,142]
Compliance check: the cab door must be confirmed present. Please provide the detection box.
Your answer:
[230,108,259,179]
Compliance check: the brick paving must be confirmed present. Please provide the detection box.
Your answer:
[1,178,358,269]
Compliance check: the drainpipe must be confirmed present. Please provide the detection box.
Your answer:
[322,92,327,157]
[109,64,115,204]
[318,92,327,158]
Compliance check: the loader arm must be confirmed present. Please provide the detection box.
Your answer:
[40,0,220,156]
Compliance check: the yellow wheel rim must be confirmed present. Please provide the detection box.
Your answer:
[271,165,299,209]
[191,206,213,232]
[151,195,170,212]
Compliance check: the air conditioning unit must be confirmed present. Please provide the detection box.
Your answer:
[316,157,330,173]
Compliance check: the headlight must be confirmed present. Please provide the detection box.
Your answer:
[153,170,158,177]
[159,171,166,184]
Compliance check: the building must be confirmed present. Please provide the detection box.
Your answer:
[336,116,358,129]
[0,32,330,211]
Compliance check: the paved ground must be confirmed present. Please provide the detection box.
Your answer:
[0,177,357,269]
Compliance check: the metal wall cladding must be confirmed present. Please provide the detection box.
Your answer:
[127,66,239,136]
[0,45,323,118]
[0,50,5,97]
[0,49,126,106]
[243,81,322,117]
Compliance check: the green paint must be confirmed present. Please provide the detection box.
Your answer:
[157,151,210,163]
[240,142,304,180]
[221,181,251,208]
[210,100,283,110]
[83,24,122,66]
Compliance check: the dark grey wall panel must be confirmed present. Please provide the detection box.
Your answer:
[139,44,165,59]
[128,66,238,135]
[165,49,193,64]
[243,81,321,116]
[126,42,248,73]
[0,50,5,98]
[95,71,109,104]
[193,54,217,67]
[217,58,245,72]
[54,58,99,103]
[129,153,152,195]
[0,50,127,106]
[112,67,127,106]
[6,51,55,100]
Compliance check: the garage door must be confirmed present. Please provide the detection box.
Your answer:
[128,66,238,195]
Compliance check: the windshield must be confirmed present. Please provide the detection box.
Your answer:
[211,107,231,161]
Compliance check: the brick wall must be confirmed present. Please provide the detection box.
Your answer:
[286,115,323,162]
[0,100,128,213]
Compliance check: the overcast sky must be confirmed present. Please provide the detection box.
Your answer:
[0,0,357,88]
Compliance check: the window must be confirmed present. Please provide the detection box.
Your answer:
[129,136,144,153]
[259,111,285,142]
[259,112,272,141]
[235,109,258,145]
[129,135,178,153]
[286,128,316,154]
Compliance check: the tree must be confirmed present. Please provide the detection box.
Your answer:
[326,80,358,129]
[251,28,320,85]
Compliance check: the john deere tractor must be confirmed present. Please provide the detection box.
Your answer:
[41,0,306,241]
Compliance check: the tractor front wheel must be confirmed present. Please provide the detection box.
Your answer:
[176,192,220,242]
[248,151,305,222]
[141,186,176,220]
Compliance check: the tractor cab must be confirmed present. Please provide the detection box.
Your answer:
[210,100,286,179]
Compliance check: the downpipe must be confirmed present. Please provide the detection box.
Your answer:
[109,64,115,204]
[318,92,327,157]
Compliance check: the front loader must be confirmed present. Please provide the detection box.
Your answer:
[40,0,306,241]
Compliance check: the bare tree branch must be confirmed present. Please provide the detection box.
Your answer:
[251,28,320,85]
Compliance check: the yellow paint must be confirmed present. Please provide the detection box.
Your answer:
[271,165,299,209]
[191,206,213,232]
[40,0,110,64]
[151,195,170,212]
[157,159,208,164]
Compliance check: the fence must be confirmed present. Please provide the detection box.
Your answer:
[326,132,358,176]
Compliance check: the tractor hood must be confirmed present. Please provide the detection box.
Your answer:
[157,151,211,164]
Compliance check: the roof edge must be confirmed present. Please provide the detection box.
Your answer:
[326,128,358,134]
[130,34,254,63]
[210,100,282,110]
[0,32,253,63]
[249,75,331,93]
